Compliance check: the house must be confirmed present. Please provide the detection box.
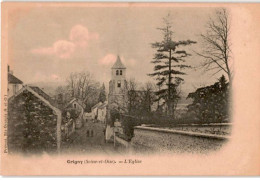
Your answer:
[97,102,108,123]
[8,66,23,98]
[8,85,62,153]
[65,98,85,128]
[91,102,102,120]
[83,112,92,121]
[66,98,85,113]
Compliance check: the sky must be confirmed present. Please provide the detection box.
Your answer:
[8,6,225,96]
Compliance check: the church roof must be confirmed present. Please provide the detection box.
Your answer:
[112,56,126,69]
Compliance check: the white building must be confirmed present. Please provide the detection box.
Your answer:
[8,66,23,98]
[91,102,102,120]
[97,102,108,123]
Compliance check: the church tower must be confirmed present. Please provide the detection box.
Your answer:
[108,56,127,113]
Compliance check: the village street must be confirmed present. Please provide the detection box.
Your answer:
[61,121,126,155]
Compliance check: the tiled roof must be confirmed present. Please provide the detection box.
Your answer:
[112,56,126,69]
[8,73,23,84]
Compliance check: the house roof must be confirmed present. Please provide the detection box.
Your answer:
[9,85,61,114]
[66,98,85,109]
[98,102,108,109]
[112,56,126,69]
[8,73,23,84]
[29,86,54,105]
[91,102,102,110]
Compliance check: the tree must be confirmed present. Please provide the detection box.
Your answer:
[197,9,232,83]
[66,71,100,110]
[125,78,139,114]
[98,83,106,103]
[55,86,65,105]
[109,79,155,116]
[140,82,157,114]
[148,13,196,116]
[187,75,229,123]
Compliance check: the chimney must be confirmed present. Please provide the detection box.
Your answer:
[8,65,13,74]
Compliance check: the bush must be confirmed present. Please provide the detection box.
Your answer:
[186,75,230,123]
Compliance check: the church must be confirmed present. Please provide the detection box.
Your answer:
[108,55,127,114]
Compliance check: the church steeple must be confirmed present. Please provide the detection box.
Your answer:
[111,55,126,80]
[112,55,126,69]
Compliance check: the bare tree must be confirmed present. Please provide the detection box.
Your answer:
[66,71,100,107]
[197,9,232,83]
[123,78,139,114]
[140,82,157,113]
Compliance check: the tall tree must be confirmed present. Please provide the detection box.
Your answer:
[197,9,232,83]
[98,83,106,103]
[149,13,196,116]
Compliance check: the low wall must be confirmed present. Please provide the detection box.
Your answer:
[164,123,231,135]
[131,126,229,154]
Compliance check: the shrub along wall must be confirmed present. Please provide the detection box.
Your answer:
[8,90,57,154]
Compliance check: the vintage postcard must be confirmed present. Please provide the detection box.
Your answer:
[1,2,260,176]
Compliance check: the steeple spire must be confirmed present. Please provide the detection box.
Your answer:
[112,55,126,69]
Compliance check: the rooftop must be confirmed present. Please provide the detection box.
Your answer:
[8,73,23,84]
[29,86,56,106]
[66,98,85,109]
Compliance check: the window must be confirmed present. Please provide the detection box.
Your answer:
[117,81,121,88]
[116,70,119,75]
[74,103,76,108]
[120,70,122,75]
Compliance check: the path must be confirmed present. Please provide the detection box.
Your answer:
[61,120,126,155]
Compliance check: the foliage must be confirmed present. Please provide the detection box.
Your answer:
[186,75,229,123]
[107,109,120,126]
[118,79,157,116]
[148,13,196,116]
[98,83,106,103]
[120,115,136,141]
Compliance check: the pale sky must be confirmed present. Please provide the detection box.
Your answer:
[8,6,225,95]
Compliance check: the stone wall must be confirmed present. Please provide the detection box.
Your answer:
[131,126,229,154]
[170,124,231,135]
[8,90,58,154]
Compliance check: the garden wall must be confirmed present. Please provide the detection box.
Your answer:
[131,126,229,154]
